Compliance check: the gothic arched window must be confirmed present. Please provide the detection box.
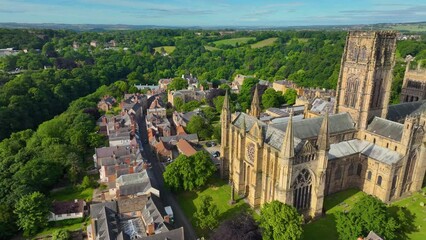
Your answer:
[357,163,362,176]
[367,171,372,180]
[377,176,382,186]
[334,166,342,180]
[292,169,312,210]
[344,77,359,108]
[348,163,355,176]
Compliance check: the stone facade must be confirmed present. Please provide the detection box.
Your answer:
[400,61,426,102]
[221,31,426,219]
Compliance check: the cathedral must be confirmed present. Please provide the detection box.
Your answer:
[220,31,426,219]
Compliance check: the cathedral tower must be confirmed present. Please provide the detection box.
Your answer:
[249,84,261,118]
[220,91,231,179]
[335,31,397,129]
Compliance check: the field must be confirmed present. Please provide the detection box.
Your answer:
[176,177,251,238]
[389,24,426,32]
[251,38,278,48]
[154,46,176,54]
[213,37,255,47]
[35,218,89,238]
[50,186,94,202]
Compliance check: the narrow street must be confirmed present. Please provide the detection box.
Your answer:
[135,96,198,240]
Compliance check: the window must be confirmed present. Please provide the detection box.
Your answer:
[364,135,367,140]
[348,163,355,176]
[334,166,342,180]
[373,138,376,144]
[357,163,362,176]
[377,176,382,186]
[386,143,389,148]
[394,146,397,151]
[292,169,312,210]
[367,171,372,180]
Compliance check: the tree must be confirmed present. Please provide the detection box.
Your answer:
[14,192,50,236]
[259,201,303,240]
[193,195,219,230]
[163,151,216,191]
[238,78,259,111]
[52,229,71,240]
[283,88,297,105]
[261,88,284,109]
[174,97,184,111]
[168,77,188,91]
[186,115,213,140]
[181,100,201,112]
[211,213,262,240]
[335,195,400,240]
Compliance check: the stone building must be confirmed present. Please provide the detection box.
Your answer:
[400,61,426,103]
[220,31,426,219]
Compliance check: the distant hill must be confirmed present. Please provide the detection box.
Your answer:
[0,21,425,32]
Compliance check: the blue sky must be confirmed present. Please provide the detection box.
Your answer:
[0,0,425,26]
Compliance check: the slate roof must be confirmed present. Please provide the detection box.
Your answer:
[328,139,403,164]
[142,227,184,240]
[232,112,356,152]
[160,133,199,144]
[142,195,170,234]
[90,201,118,219]
[367,117,404,141]
[310,98,335,114]
[51,200,85,215]
[95,207,120,240]
[386,100,426,122]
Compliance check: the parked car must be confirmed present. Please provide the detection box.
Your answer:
[212,151,220,158]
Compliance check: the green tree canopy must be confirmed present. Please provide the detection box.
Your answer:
[283,88,297,105]
[259,200,303,240]
[163,151,216,191]
[335,195,400,240]
[14,192,50,236]
[186,115,213,140]
[261,88,285,109]
[168,77,188,91]
[238,78,259,111]
[193,195,219,230]
[52,229,71,240]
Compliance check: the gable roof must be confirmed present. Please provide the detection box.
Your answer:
[142,227,184,240]
[232,112,356,152]
[117,196,149,214]
[367,117,404,141]
[328,139,403,164]
[176,139,197,157]
[387,100,426,122]
[51,200,85,215]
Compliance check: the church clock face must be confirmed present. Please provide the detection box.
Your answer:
[247,143,255,162]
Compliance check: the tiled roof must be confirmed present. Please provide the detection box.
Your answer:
[176,139,197,157]
[142,227,184,240]
[117,196,149,214]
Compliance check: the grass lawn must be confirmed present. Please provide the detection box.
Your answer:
[204,45,221,51]
[213,37,255,47]
[392,188,426,240]
[251,38,278,48]
[154,46,176,54]
[35,217,89,238]
[50,186,94,202]
[303,189,366,240]
[176,177,251,238]
[303,187,426,240]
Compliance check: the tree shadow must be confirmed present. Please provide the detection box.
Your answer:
[388,205,418,240]
[323,188,361,211]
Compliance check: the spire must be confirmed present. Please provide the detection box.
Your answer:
[281,111,294,158]
[221,90,231,122]
[317,111,330,151]
[249,84,261,118]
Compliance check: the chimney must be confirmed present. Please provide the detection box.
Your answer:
[146,223,155,235]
